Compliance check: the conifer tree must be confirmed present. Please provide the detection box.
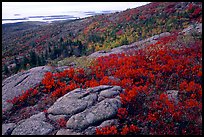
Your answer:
[14,57,21,73]
[3,64,9,75]
[30,51,37,67]
[22,56,29,70]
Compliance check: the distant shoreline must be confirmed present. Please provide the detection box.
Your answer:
[2,10,119,24]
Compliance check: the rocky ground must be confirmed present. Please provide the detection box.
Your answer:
[2,65,124,135]
[2,66,53,113]
[2,85,123,135]
[2,23,202,135]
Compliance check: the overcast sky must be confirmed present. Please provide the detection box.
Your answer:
[2,2,150,19]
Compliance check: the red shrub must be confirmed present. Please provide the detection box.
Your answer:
[57,118,67,128]
[96,126,118,135]
[117,108,128,119]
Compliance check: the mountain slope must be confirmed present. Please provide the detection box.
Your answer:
[2,21,202,135]
[2,2,202,80]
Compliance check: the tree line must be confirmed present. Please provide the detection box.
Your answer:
[3,38,85,76]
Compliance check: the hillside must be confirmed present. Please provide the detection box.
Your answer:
[2,2,202,135]
[2,23,202,135]
[2,2,202,79]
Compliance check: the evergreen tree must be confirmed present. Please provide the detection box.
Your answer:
[14,57,21,73]
[91,45,95,53]
[30,41,36,47]
[37,55,42,66]
[48,42,52,53]
[50,46,58,60]
[59,37,64,43]
[61,47,69,58]
[30,51,37,67]
[45,49,49,59]
[77,40,83,56]
[22,56,29,70]
[41,54,46,65]
[3,64,9,75]
[53,46,58,59]
[67,45,73,56]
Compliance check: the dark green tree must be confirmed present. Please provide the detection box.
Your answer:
[37,55,42,66]
[14,57,21,73]
[22,56,29,70]
[41,54,46,65]
[45,49,49,59]
[59,37,64,43]
[30,51,37,67]
[3,64,9,75]
[30,41,36,47]
[48,42,52,53]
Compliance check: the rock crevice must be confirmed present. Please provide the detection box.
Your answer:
[3,85,123,135]
[2,66,52,112]
[48,85,123,135]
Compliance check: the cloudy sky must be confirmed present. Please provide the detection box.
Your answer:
[2,2,150,19]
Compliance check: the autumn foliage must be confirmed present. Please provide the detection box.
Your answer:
[6,29,202,135]
[57,118,67,128]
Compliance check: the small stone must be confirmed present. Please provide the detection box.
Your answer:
[166,90,179,104]
[11,120,54,135]
[56,129,81,135]
[2,123,16,135]
[97,119,119,129]
[48,98,88,116]
[48,114,68,122]
[11,112,54,135]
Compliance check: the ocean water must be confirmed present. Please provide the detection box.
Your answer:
[2,2,150,24]
[2,11,110,24]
